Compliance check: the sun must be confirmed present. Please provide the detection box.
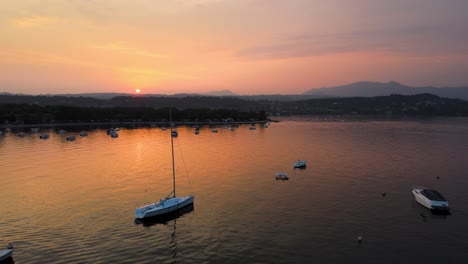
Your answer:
[135,89,141,93]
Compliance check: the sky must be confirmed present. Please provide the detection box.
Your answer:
[1,0,468,95]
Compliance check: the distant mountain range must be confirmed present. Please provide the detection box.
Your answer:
[2,81,468,100]
[303,81,468,100]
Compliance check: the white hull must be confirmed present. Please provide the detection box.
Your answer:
[293,160,306,168]
[135,195,194,219]
[0,249,13,261]
[412,187,450,211]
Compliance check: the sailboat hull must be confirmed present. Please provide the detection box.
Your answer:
[135,195,194,219]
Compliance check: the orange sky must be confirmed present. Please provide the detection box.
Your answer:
[1,0,468,95]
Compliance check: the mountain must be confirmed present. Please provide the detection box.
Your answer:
[303,81,468,100]
[55,90,238,99]
[201,90,238,96]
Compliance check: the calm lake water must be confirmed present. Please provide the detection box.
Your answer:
[1,117,468,263]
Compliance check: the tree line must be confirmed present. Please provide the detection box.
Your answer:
[0,104,267,125]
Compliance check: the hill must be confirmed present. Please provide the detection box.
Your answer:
[303,81,468,100]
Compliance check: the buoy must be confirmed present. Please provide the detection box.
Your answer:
[357,236,362,244]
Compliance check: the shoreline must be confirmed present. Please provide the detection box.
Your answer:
[1,120,270,129]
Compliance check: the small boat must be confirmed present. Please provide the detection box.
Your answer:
[66,135,76,141]
[18,132,26,138]
[79,131,88,137]
[412,187,450,211]
[39,133,49,139]
[275,172,289,180]
[194,128,200,135]
[171,130,178,137]
[57,129,66,134]
[30,128,39,133]
[0,243,13,261]
[249,125,256,130]
[110,132,119,138]
[211,128,218,133]
[293,160,307,168]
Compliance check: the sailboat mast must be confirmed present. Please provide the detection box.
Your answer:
[171,126,176,198]
[170,109,176,198]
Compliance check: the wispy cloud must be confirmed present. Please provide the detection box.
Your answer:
[236,24,468,60]
[119,67,197,80]
[13,16,60,28]
[92,42,167,59]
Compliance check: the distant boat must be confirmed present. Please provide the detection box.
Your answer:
[79,131,88,137]
[412,187,450,211]
[171,130,178,137]
[110,132,119,138]
[18,132,26,138]
[135,117,194,219]
[66,135,76,141]
[0,243,14,262]
[39,134,49,139]
[293,160,307,168]
[230,126,235,131]
[275,172,289,180]
[194,128,200,135]
[161,127,167,130]
[249,124,256,130]
[211,128,218,133]
[30,128,39,133]
[57,129,66,134]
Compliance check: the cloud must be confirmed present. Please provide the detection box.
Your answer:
[13,16,60,27]
[236,24,468,60]
[92,42,167,58]
[119,67,196,79]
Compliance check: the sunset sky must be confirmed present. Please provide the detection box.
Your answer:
[1,0,468,95]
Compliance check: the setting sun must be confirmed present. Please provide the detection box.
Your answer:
[135,89,141,93]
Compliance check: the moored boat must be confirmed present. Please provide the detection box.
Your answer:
[293,160,307,168]
[275,172,289,180]
[135,111,194,219]
[412,187,450,211]
[0,243,13,261]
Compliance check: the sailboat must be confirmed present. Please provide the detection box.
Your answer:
[135,125,194,219]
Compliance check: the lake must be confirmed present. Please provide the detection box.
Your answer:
[1,117,468,263]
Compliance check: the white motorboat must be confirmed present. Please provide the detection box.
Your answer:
[412,187,450,211]
[275,172,289,180]
[135,112,194,219]
[293,160,307,168]
[0,244,13,261]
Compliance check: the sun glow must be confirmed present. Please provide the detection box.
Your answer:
[135,89,141,93]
